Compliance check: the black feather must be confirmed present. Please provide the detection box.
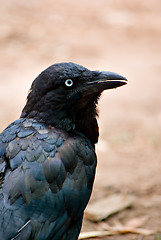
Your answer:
[0,62,127,240]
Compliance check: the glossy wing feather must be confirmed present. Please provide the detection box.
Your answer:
[0,118,96,240]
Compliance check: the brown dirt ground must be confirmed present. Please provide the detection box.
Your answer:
[0,0,161,239]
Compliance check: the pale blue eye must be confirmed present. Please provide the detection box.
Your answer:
[65,79,73,87]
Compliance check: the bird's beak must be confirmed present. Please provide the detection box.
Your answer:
[83,71,127,97]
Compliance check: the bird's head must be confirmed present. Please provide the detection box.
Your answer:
[21,62,127,144]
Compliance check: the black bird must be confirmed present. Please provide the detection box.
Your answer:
[0,62,127,240]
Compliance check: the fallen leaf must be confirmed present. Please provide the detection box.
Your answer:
[85,194,135,222]
[99,216,154,235]
[79,230,114,239]
[79,228,154,239]
[79,216,155,239]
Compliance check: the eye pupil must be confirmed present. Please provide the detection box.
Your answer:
[65,79,73,87]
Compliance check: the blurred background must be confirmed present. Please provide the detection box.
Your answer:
[0,0,161,239]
